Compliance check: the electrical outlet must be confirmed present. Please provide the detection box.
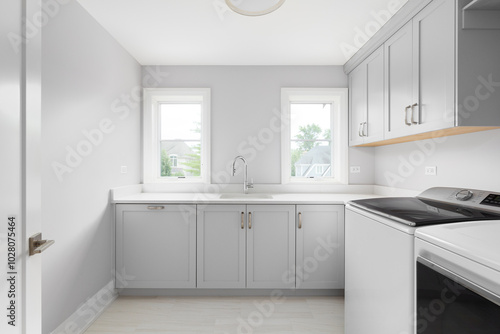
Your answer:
[350,166,361,174]
[121,166,128,174]
[425,166,437,176]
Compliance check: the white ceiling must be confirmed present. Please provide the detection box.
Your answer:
[77,0,408,66]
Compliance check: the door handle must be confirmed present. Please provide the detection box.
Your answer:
[241,212,245,229]
[358,123,364,137]
[411,103,419,124]
[362,122,368,137]
[29,233,55,256]
[404,105,412,126]
[298,212,302,229]
[248,212,252,229]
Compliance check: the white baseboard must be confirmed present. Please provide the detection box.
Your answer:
[51,280,117,334]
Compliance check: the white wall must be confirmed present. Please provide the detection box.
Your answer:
[374,129,500,192]
[42,1,141,333]
[142,65,374,187]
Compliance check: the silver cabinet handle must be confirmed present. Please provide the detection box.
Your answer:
[404,105,412,126]
[248,212,252,229]
[362,122,368,137]
[358,122,364,137]
[411,103,419,124]
[147,206,165,210]
[298,212,302,229]
[241,212,245,229]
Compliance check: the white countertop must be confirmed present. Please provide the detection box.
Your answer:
[111,192,381,205]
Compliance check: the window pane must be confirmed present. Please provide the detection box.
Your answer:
[290,103,331,140]
[290,103,332,178]
[160,141,201,177]
[160,104,201,140]
[291,141,332,177]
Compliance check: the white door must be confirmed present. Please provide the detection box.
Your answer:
[296,205,345,289]
[247,205,295,289]
[1,0,43,333]
[116,204,197,288]
[197,205,246,288]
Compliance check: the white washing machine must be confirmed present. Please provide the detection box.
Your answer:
[345,187,500,334]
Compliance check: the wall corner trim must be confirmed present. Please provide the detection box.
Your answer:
[50,280,117,334]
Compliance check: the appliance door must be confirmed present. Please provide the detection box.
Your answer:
[416,257,500,334]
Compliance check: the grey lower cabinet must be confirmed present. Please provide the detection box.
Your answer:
[117,203,345,291]
[197,205,296,289]
[246,205,296,289]
[296,205,345,289]
[115,204,197,288]
[196,205,246,288]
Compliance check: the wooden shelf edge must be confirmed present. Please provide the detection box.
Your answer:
[353,126,500,147]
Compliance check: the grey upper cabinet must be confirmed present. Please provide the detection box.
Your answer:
[347,0,500,146]
[349,46,385,145]
[410,0,455,134]
[116,204,196,289]
[385,22,415,139]
[197,205,246,288]
[349,62,367,146]
[386,0,455,139]
[296,205,345,289]
[247,205,296,289]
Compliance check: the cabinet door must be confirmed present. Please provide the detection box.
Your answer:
[412,0,455,133]
[296,205,345,289]
[197,205,246,288]
[385,22,415,139]
[116,204,196,288]
[365,47,385,143]
[247,205,295,289]
[349,63,367,146]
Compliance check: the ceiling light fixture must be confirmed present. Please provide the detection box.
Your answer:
[225,0,286,16]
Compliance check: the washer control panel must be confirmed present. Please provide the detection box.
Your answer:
[418,187,500,213]
[480,194,500,208]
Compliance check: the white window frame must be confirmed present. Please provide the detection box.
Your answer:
[143,88,211,184]
[281,88,348,184]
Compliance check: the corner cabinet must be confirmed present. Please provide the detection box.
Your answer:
[115,204,196,288]
[296,205,345,289]
[347,0,500,147]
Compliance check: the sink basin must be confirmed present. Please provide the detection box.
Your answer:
[219,193,273,199]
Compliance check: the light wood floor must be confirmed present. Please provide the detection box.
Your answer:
[85,296,344,334]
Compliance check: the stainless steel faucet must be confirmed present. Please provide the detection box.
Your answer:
[232,156,254,194]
